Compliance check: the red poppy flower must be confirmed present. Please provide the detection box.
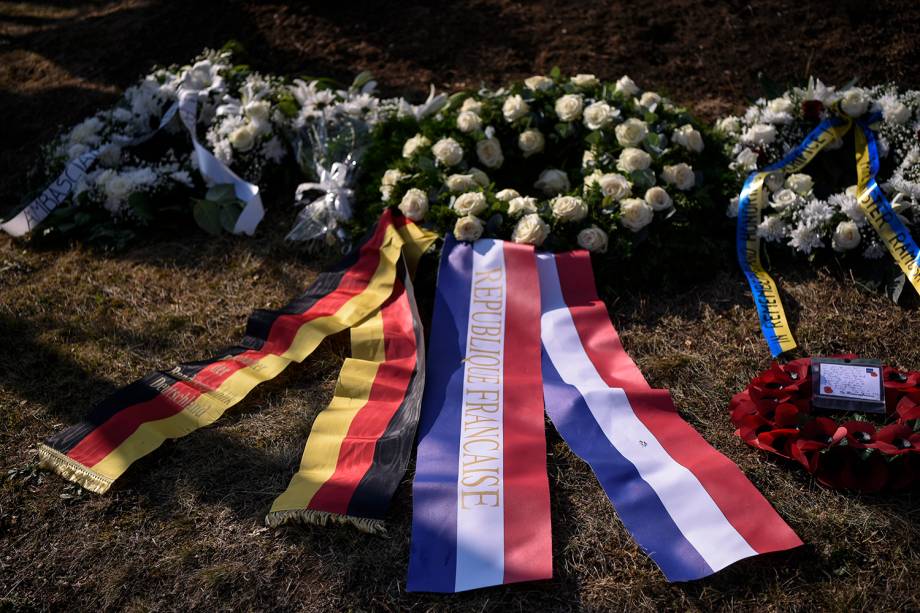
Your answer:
[869,423,920,456]
[773,402,801,427]
[839,421,877,449]
[814,446,888,492]
[895,393,920,423]
[737,413,771,443]
[756,428,799,459]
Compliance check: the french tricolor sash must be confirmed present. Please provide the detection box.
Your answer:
[409,240,801,592]
[538,250,803,582]
[408,237,553,592]
[39,210,438,532]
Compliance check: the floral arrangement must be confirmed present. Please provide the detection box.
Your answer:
[720,81,920,267]
[729,357,919,492]
[353,70,735,277]
[24,47,295,245]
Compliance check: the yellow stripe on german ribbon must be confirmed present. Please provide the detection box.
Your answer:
[44,217,437,490]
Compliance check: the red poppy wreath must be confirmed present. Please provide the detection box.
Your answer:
[729,356,920,492]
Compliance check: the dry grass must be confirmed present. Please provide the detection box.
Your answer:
[2,2,920,611]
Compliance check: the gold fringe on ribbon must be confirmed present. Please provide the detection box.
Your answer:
[264,508,386,536]
[37,444,114,494]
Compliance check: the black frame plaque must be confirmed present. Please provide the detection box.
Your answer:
[810,357,886,414]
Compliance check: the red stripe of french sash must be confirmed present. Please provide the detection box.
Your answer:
[501,242,552,583]
[554,250,802,554]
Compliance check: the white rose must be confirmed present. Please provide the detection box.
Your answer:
[716,116,741,135]
[461,97,483,114]
[672,124,704,153]
[571,73,599,89]
[245,100,271,123]
[453,191,488,216]
[518,129,545,157]
[104,173,133,203]
[644,186,673,211]
[398,188,429,221]
[771,188,799,211]
[736,147,760,171]
[380,168,405,201]
[534,168,570,196]
[619,198,654,232]
[446,174,479,193]
[765,172,785,192]
[229,124,257,152]
[503,94,530,122]
[767,97,794,114]
[402,133,430,158]
[615,118,648,147]
[638,91,661,110]
[555,94,583,122]
[495,188,520,202]
[69,117,103,145]
[582,150,596,169]
[585,172,631,200]
[469,167,490,187]
[456,110,482,133]
[785,173,814,196]
[832,220,861,251]
[552,195,588,222]
[577,226,608,253]
[511,213,550,246]
[507,196,538,217]
[432,137,464,166]
[617,147,652,173]
[840,88,869,117]
[454,215,484,242]
[742,123,777,145]
[476,137,504,169]
[583,101,615,130]
[615,75,639,97]
[881,99,911,124]
[524,75,554,91]
[661,163,695,191]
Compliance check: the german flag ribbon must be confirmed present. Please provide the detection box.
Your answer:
[39,209,437,532]
[737,113,920,357]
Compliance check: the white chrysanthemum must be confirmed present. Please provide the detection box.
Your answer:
[801,198,834,228]
[828,192,866,226]
[788,224,824,254]
[757,216,788,242]
[742,123,776,146]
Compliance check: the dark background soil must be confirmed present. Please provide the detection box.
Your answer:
[3,0,919,207]
[2,2,920,612]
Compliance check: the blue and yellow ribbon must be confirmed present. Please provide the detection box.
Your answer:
[737,111,920,356]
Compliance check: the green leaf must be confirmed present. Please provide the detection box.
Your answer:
[193,199,223,236]
[585,131,602,146]
[206,184,237,204]
[549,66,562,81]
[646,132,660,147]
[219,200,244,233]
[127,192,155,222]
[629,169,656,189]
[351,71,375,92]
